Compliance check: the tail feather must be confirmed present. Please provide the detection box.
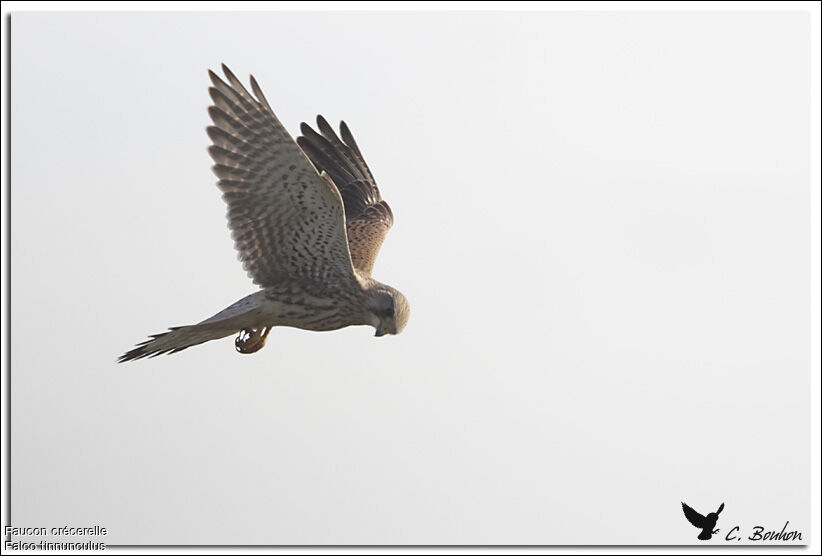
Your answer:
[118,323,237,363]
[119,291,266,363]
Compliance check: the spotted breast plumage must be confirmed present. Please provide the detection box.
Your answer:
[119,65,409,362]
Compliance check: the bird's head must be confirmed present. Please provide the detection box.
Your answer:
[365,283,410,337]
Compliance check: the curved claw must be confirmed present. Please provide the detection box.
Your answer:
[235,326,271,354]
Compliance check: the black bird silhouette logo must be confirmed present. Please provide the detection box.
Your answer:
[681,502,725,540]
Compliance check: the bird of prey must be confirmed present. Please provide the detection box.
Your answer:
[681,502,724,540]
[119,65,409,362]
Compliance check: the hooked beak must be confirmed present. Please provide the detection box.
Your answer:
[374,318,394,337]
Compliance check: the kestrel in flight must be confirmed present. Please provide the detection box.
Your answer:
[119,65,409,362]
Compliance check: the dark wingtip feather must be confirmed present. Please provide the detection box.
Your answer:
[249,74,272,109]
[297,115,382,223]
[205,125,225,143]
[207,86,223,105]
[316,114,339,141]
[208,69,229,89]
[339,120,364,157]
[207,105,222,121]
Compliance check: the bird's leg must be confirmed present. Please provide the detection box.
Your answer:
[235,326,271,354]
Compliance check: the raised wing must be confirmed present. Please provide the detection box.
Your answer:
[297,116,393,276]
[681,503,707,529]
[207,65,355,287]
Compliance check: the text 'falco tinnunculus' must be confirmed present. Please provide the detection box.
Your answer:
[119,65,409,362]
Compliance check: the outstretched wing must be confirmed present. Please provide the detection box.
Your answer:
[681,503,707,529]
[207,65,355,287]
[297,116,393,276]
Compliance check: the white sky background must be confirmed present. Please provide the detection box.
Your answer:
[10,11,811,545]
